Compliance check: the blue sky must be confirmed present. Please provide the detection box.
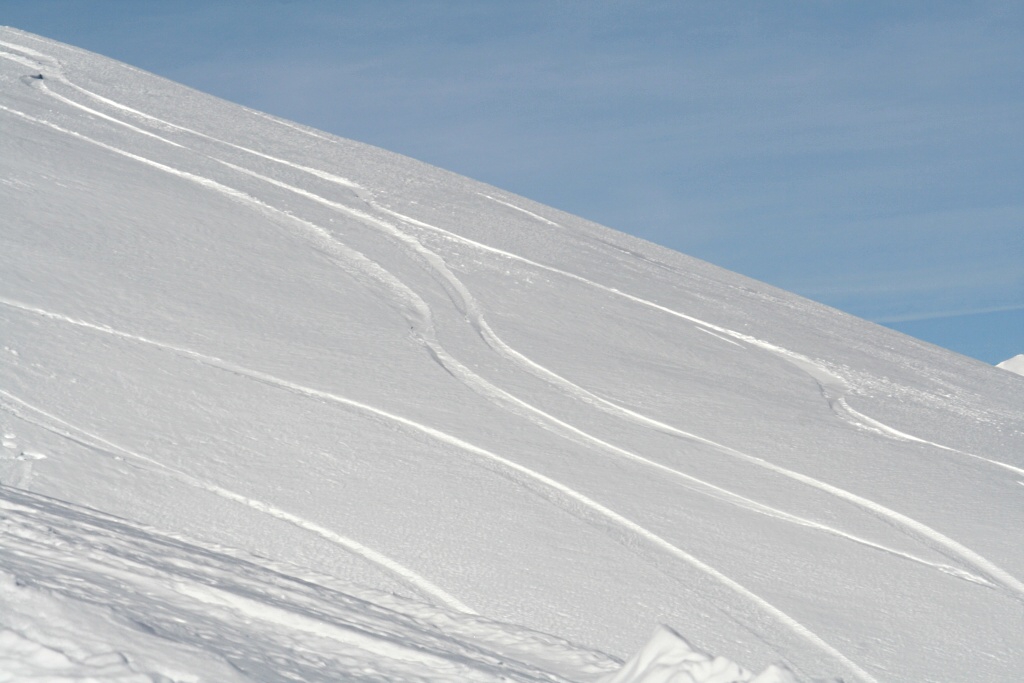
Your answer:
[4,1,1022,364]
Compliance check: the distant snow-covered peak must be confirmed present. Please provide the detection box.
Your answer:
[996,354,1024,377]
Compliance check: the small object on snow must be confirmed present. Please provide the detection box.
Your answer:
[600,625,805,683]
[30,73,44,80]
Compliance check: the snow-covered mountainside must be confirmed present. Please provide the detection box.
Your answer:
[997,354,1024,377]
[2,27,1023,683]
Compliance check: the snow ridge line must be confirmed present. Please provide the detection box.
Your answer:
[123,159,993,587]
[4,36,1015,679]
[67,11,996,487]
[124,119,868,566]
[0,301,875,683]
[3,76,782,540]
[6,47,841,486]
[6,94,1019,601]
[0,385,474,615]
[5,42,706,436]
[0,83,902,677]
[0,26,345,147]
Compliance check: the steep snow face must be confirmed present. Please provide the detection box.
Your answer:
[997,354,1024,377]
[1,27,1023,683]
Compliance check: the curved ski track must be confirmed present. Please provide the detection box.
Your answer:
[0,486,599,683]
[6,26,1023,638]
[1,34,1021,677]
[833,397,1024,477]
[0,95,1006,601]
[0,388,474,615]
[0,298,878,683]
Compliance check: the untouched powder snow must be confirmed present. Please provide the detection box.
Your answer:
[997,354,1024,377]
[1,27,1023,682]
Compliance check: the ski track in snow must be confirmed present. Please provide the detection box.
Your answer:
[0,86,1004,597]
[0,385,474,616]
[0,485,602,683]
[191,146,977,587]
[392,204,1024,495]
[2,36,1022,678]
[48,70,1018,507]
[5,38,1023,617]
[0,298,876,683]
[10,38,1017,485]
[370,205,1024,601]
[477,193,562,227]
[833,397,1024,477]
[694,327,746,348]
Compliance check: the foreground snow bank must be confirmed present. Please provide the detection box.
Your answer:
[601,626,825,683]
[0,483,837,683]
[0,485,621,683]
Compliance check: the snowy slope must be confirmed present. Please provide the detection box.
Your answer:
[997,354,1024,377]
[1,27,1023,683]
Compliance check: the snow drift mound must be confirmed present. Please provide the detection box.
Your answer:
[600,626,813,683]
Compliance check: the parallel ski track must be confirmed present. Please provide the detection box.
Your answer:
[695,326,746,348]
[0,69,875,667]
[200,154,994,583]
[343,214,1024,596]
[363,207,1024,597]
[0,53,893,669]
[0,488,584,683]
[0,48,1015,667]
[0,299,879,683]
[1,36,1018,676]
[24,59,1019,492]
[0,78,999,592]
[0,387,474,615]
[10,40,1017,480]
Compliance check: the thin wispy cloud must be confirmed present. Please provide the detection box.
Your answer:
[874,303,1024,325]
